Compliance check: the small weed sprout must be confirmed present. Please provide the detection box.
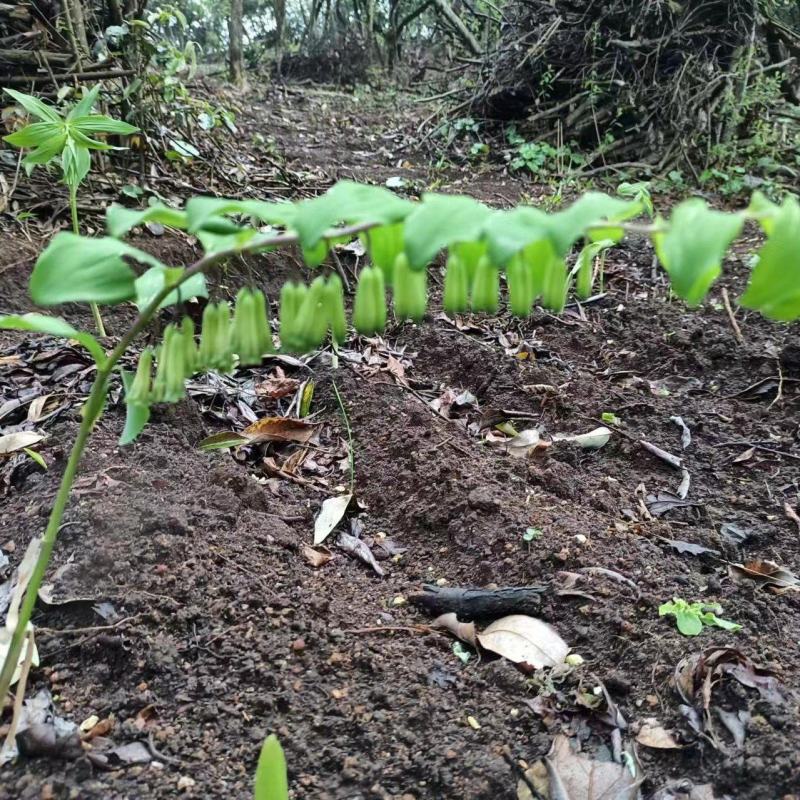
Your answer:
[659,598,742,637]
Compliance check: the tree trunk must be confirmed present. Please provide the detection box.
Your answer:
[431,0,480,55]
[63,0,91,66]
[228,0,245,87]
[107,0,124,26]
[366,0,375,58]
[273,0,286,75]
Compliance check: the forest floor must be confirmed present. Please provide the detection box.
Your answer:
[1,84,799,800]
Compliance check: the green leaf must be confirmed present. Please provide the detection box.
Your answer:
[548,193,641,255]
[659,598,740,636]
[403,194,490,269]
[66,85,101,119]
[301,239,328,267]
[740,197,800,320]
[120,368,150,445]
[30,233,163,306]
[134,267,208,311]
[196,227,259,255]
[184,196,295,233]
[0,313,105,364]
[291,181,413,249]
[746,191,780,235]
[69,115,139,135]
[704,613,742,632]
[67,128,116,151]
[198,431,248,451]
[20,133,67,166]
[3,88,61,123]
[674,611,703,636]
[106,203,189,238]
[618,181,653,216]
[363,222,404,278]
[483,207,552,266]
[573,239,615,299]
[23,448,47,469]
[121,184,144,199]
[254,735,289,800]
[3,121,64,148]
[61,138,92,186]
[654,200,744,305]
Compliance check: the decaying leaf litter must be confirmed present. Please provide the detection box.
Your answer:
[1,86,800,800]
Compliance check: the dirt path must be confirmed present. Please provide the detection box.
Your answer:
[1,87,799,800]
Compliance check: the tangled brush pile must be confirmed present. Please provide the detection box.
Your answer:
[466,0,800,171]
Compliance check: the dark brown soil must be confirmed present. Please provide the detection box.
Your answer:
[1,86,799,800]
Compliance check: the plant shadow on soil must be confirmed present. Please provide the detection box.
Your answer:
[1,87,799,800]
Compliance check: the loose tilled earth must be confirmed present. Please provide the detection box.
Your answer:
[1,86,800,800]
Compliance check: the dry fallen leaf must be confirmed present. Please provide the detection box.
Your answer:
[83,716,116,742]
[5,688,81,764]
[432,612,478,648]
[243,417,317,445]
[301,544,333,569]
[732,446,755,463]
[516,760,550,800]
[87,740,152,768]
[670,416,692,449]
[384,354,408,386]
[784,501,800,532]
[640,439,683,469]
[674,646,788,736]
[26,395,53,423]
[133,704,158,731]
[636,718,684,749]
[430,387,458,417]
[660,538,720,557]
[477,614,569,670]
[545,734,641,800]
[505,429,551,458]
[336,532,384,576]
[257,367,301,399]
[728,559,800,594]
[313,493,353,545]
[554,426,611,450]
[652,781,721,800]
[281,447,309,475]
[0,431,44,455]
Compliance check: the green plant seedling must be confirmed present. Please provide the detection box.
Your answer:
[3,86,139,336]
[23,449,47,470]
[658,598,742,636]
[452,641,472,665]
[523,527,543,543]
[601,412,621,426]
[254,734,288,800]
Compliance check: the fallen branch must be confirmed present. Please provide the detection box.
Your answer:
[410,583,545,620]
[2,68,134,85]
[722,287,744,345]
